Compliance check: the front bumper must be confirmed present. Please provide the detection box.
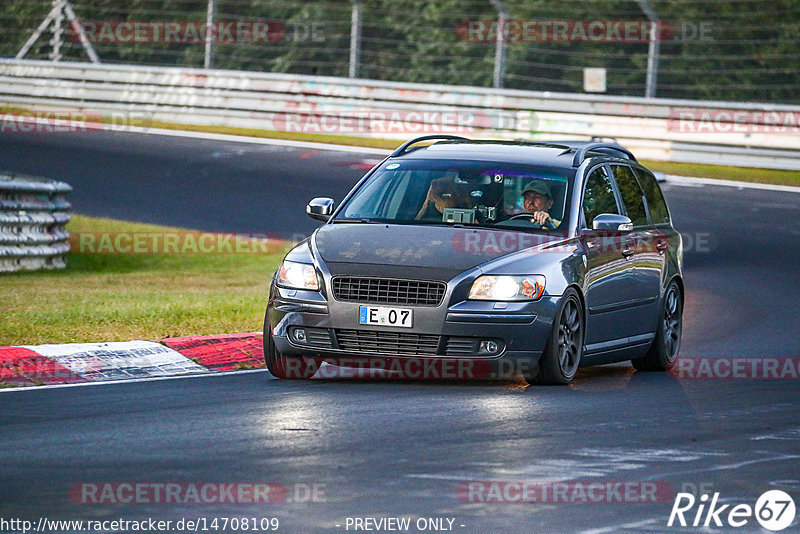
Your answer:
[266,284,560,379]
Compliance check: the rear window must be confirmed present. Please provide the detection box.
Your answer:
[634,168,671,224]
[611,165,648,227]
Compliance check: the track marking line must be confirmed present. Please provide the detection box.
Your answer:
[106,124,391,155]
[666,174,800,193]
[579,518,663,534]
[640,452,800,481]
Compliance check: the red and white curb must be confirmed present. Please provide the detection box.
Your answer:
[0,333,264,388]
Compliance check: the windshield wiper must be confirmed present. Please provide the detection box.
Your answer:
[332,218,378,224]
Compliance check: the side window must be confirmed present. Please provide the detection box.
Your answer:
[610,165,648,227]
[634,168,671,224]
[582,166,618,228]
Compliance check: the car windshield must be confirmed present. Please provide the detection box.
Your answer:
[335,159,573,231]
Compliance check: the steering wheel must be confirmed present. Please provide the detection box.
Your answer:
[506,213,545,226]
[508,212,539,220]
[505,212,560,229]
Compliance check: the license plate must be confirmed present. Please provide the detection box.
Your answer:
[358,305,413,328]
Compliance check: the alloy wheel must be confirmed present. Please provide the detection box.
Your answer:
[663,285,682,360]
[558,297,582,376]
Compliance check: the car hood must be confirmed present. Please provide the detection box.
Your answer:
[314,223,562,272]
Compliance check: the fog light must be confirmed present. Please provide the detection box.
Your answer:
[480,340,499,354]
[292,328,307,343]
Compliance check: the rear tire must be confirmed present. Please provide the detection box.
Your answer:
[264,333,317,379]
[632,281,683,372]
[525,288,585,385]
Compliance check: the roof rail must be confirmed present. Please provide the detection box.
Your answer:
[390,135,468,157]
[572,143,636,167]
[512,139,573,150]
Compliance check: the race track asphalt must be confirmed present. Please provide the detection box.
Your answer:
[1,130,798,533]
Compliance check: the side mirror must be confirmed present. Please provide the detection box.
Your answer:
[306,197,335,222]
[592,213,633,232]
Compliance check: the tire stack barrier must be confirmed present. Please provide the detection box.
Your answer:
[0,172,72,273]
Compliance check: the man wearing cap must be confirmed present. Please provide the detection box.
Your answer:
[521,181,560,229]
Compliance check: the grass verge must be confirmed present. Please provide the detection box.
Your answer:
[640,160,799,187]
[1,215,288,346]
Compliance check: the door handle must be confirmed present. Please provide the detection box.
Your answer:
[622,247,635,257]
[656,241,668,254]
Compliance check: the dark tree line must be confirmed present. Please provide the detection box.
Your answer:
[2,0,797,103]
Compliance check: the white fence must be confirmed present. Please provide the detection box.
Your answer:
[1,59,799,170]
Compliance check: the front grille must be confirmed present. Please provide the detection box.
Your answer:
[335,329,440,356]
[332,277,446,306]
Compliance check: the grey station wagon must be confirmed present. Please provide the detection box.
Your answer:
[264,136,683,385]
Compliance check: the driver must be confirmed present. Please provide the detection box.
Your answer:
[521,181,560,228]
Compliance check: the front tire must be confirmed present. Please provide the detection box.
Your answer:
[264,332,317,379]
[525,288,585,385]
[632,281,683,372]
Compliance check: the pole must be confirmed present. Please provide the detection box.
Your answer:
[204,0,216,69]
[349,0,362,78]
[49,0,65,62]
[489,0,508,89]
[63,2,100,63]
[16,0,99,62]
[636,0,660,98]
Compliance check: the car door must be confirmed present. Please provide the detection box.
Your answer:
[633,166,678,330]
[580,165,640,352]
[608,164,661,339]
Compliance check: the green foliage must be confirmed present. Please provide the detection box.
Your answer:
[1,0,797,102]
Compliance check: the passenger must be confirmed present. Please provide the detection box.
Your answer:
[415,177,472,220]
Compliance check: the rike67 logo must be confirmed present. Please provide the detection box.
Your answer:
[668,490,796,531]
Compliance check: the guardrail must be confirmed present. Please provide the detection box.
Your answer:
[0,172,71,273]
[1,59,799,170]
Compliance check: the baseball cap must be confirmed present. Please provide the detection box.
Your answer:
[522,181,553,198]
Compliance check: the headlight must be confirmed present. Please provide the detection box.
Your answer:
[468,275,545,301]
[277,260,320,290]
